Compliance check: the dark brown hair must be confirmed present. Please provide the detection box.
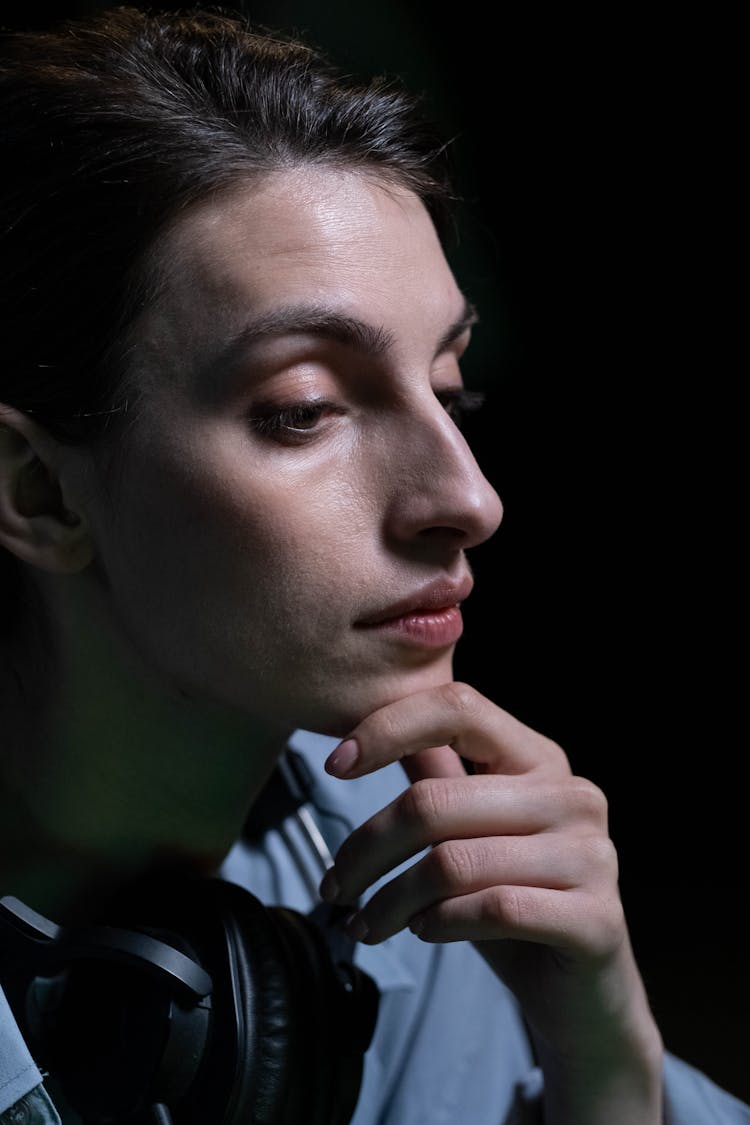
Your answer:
[0,5,454,444]
[0,5,456,624]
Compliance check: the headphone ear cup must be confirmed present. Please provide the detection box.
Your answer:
[267,904,379,1125]
[96,874,299,1125]
[28,951,211,1122]
[182,878,302,1125]
[10,875,378,1125]
[162,879,378,1125]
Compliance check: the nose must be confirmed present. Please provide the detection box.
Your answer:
[384,397,503,552]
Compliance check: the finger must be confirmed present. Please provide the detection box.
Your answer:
[324,682,568,780]
[405,885,625,956]
[342,831,614,944]
[321,774,608,906]
[401,744,468,783]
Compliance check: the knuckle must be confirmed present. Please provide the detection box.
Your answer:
[577,834,619,879]
[398,778,452,830]
[590,894,627,954]
[426,840,476,891]
[522,729,571,773]
[606,896,626,942]
[483,884,526,929]
[540,736,570,769]
[537,738,571,774]
[354,705,410,756]
[569,775,609,821]
[360,708,403,751]
[439,680,479,716]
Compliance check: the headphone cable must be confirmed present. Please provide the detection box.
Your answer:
[148,1105,173,1125]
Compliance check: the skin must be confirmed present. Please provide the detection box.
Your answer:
[0,167,663,1123]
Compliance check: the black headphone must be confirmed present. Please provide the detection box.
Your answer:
[0,752,380,1125]
[0,875,379,1125]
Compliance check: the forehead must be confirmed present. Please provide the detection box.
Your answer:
[133,167,464,384]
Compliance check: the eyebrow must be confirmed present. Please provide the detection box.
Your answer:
[215,297,479,373]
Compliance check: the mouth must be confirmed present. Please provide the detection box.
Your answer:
[354,575,473,646]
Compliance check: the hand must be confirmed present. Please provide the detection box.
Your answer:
[320,682,663,1125]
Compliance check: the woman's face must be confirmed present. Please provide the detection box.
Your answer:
[81,167,503,736]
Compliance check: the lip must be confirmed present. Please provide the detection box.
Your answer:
[356,574,474,627]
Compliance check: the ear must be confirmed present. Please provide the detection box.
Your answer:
[0,404,94,574]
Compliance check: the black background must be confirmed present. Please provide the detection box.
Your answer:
[2,0,746,1104]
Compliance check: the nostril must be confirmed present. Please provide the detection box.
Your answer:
[417,525,469,540]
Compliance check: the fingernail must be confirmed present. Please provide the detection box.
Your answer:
[325,738,359,777]
[345,911,369,942]
[319,868,340,903]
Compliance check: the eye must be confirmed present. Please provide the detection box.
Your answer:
[436,388,486,429]
[247,399,341,442]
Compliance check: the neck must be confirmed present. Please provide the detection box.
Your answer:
[0,571,292,923]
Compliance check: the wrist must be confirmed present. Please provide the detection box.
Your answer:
[530,938,665,1125]
[536,1020,663,1122]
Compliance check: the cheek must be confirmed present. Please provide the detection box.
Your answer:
[97,439,367,640]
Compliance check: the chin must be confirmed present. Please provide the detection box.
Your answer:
[292,657,457,739]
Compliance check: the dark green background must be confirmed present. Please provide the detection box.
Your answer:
[2,0,745,1104]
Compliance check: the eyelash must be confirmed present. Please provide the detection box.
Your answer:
[247,388,486,440]
[248,400,339,438]
[437,388,486,427]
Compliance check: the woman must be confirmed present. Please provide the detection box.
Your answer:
[0,8,746,1124]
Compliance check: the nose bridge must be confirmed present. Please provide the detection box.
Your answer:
[390,394,503,548]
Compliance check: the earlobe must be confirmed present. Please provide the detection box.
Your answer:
[0,404,94,574]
